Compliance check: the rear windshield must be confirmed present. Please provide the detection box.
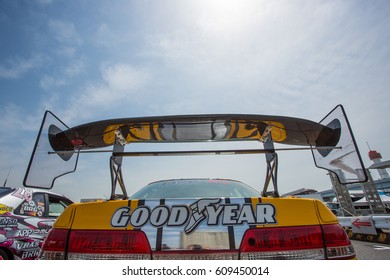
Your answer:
[130,179,261,199]
[0,187,13,198]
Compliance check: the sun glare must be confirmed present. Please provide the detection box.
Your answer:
[193,0,260,34]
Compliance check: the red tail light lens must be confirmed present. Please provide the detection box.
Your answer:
[240,224,355,260]
[322,224,355,259]
[67,230,151,260]
[40,229,151,260]
[68,230,150,254]
[322,224,350,246]
[241,225,324,251]
[240,226,325,260]
[39,229,69,260]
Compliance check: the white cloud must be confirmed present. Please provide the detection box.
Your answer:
[0,55,44,79]
[39,59,85,90]
[47,63,151,124]
[85,63,149,106]
[0,104,46,188]
[65,59,86,77]
[0,104,44,132]
[40,75,67,90]
[48,19,82,46]
[54,46,78,58]
[140,0,390,120]
[93,23,118,47]
[101,63,149,91]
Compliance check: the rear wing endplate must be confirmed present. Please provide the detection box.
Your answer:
[23,111,79,189]
[312,105,367,184]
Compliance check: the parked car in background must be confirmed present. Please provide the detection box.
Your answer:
[0,186,73,260]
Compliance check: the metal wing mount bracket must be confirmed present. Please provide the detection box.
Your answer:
[109,128,129,200]
[260,127,279,198]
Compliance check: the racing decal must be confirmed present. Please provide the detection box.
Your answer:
[11,188,33,201]
[101,120,288,145]
[0,217,18,228]
[0,229,14,247]
[0,204,14,214]
[6,228,50,239]
[185,198,223,233]
[21,250,40,259]
[111,199,277,234]
[18,200,45,217]
[0,214,53,259]
[16,241,40,250]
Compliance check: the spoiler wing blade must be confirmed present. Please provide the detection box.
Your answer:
[47,114,338,150]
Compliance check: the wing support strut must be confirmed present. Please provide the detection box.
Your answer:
[110,129,128,200]
[260,126,279,197]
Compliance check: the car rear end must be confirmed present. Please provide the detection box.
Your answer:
[39,196,355,260]
[27,108,363,260]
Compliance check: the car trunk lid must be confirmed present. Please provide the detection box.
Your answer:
[40,197,355,260]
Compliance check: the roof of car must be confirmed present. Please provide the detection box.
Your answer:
[0,186,71,200]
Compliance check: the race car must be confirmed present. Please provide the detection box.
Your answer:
[24,105,366,260]
[0,186,73,260]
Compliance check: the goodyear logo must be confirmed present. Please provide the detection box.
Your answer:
[111,199,277,234]
[0,204,13,214]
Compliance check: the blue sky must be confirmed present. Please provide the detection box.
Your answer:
[1,0,389,202]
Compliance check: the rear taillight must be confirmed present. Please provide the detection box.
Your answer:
[39,229,151,260]
[39,228,69,260]
[239,224,355,260]
[322,224,355,259]
[240,225,325,260]
[67,230,151,260]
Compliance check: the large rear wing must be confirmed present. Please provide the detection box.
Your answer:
[23,105,367,198]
